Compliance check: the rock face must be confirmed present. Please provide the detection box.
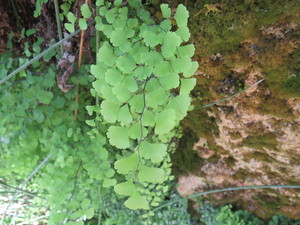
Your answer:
[165,0,300,219]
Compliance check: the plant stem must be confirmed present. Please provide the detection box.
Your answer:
[0,21,94,86]
[194,79,265,109]
[151,184,300,213]
[1,154,52,225]
[54,0,64,57]
[95,5,100,130]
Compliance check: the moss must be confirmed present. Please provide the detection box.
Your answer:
[232,169,248,181]
[243,151,274,163]
[183,109,220,138]
[242,133,278,150]
[171,128,204,176]
[259,96,294,119]
[224,156,237,167]
[206,154,220,163]
[229,131,242,140]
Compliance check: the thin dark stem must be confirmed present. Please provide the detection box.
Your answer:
[54,0,64,57]
[1,154,52,225]
[0,181,45,199]
[194,79,265,110]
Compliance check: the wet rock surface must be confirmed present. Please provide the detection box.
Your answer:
[160,0,300,219]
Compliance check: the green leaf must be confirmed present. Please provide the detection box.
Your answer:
[38,91,53,104]
[96,0,104,6]
[92,79,104,93]
[114,0,122,6]
[107,126,130,149]
[111,29,127,47]
[153,61,172,77]
[140,51,163,67]
[114,153,138,174]
[103,178,117,187]
[105,169,115,178]
[166,94,191,120]
[155,109,176,135]
[85,119,96,127]
[81,199,90,210]
[98,43,116,66]
[145,87,168,108]
[158,73,179,90]
[85,208,94,220]
[129,0,142,8]
[112,83,132,102]
[95,16,104,30]
[127,18,138,28]
[101,85,119,102]
[99,5,107,16]
[0,92,14,105]
[105,10,116,23]
[78,18,88,30]
[133,66,152,81]
[183,61,198,77]
[176,26,190,42]
[142,30,160,47]
[174,4,189,27]
[86,105,94,116]
[117,105,133,125]
[160,19,172,32]
[161,32,181,58]
[91,63,107,78]
[128,123,147,140]
[112,18,127,30]
[172,57,192,73]
[160,4,171,18]
[26,28,36,37]
[81,4,92,18]
[123,76,138,92]
[140,141,167,163]
[119,7,128,20]
[102,24,114,38]
[116,56,136,74]
[33,110,45,123]
[65,23,75,33]
[141,110,156,126]
[124,191,149,210]
[114,180,136,196]
[180,78,196,95]
[105,68,124,85]
[100,100,120,123]
[67,12,77,23]
[138,165,165,183]
[176,44,195,58]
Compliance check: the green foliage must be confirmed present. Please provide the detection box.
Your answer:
[197,203,300,225]
[0,0,197,224]
[89,0,197,214]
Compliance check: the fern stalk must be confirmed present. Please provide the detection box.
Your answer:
[0,22,94,86]
[194,79,265,109]
[151,184,300,213]
[54,0,64,57]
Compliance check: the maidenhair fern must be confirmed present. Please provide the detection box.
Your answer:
[0,0,198,224]
[87,0,198,212]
